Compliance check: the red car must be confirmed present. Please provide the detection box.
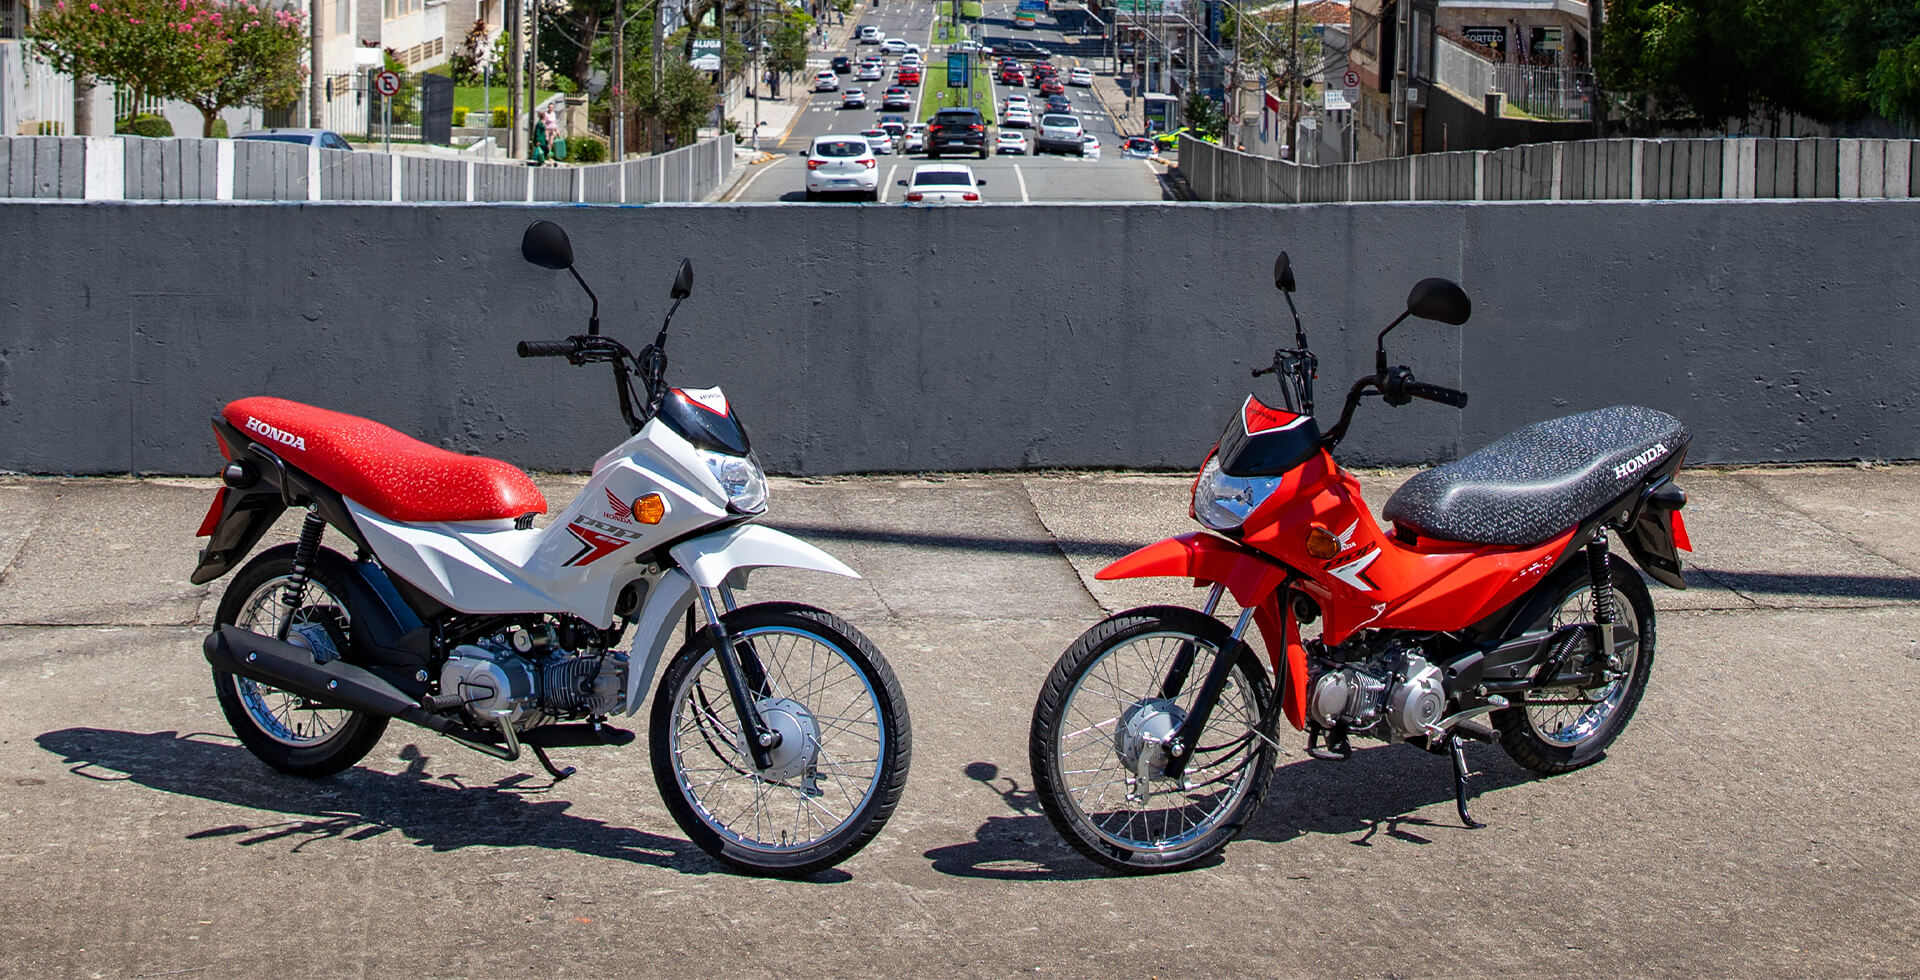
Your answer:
[898,68,921,85]
[1039,78,1066,96]
[1000,67,1025,85]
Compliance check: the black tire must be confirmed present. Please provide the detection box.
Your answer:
[651,602,911,877]
[1495,554,1656,774]
[1030,606,1277,873]
[211,545,389,778]
[804,189,818,201]
[978,147,988,159]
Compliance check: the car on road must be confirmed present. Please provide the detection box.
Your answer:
[881,87,913,110]
[1152,126,1212,149]
[813,70,840,92]
[900,163,986,203]
[856,63,883,81]
[900,52,923,68]
[925,107,989,158]
[952,40,984,53]
[1005,39,1046,56]
[1036,112,1084,155]
[803,134,879,200]
[1039,77,1066,96]
[1068,67,1092,86]
[880,37,908,55]
[879,119,907,146]
[860,127,895,154]
[903,123,928,153]
[236,128,355,150]
[841,88,867,108]
[1044,95,1073,114]
[897,67,922,85]
[832,56,852,73]
[1000,67,1026,86]
[1080,133,1102,159]
[996,131,1029,155]
[1122,136,1157,157]
[1002,106,1034,128]
[1004,94,1030,111]
[857,25,882,43]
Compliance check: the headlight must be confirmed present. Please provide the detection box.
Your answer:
[697,449,768,514]
[1192,454,1281,531]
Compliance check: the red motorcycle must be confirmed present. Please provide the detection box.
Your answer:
[1028,254,1693,872]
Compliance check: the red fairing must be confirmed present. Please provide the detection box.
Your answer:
[195,487,229,537]
[221,397,548,523]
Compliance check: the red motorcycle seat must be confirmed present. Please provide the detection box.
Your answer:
[221,397,548,523]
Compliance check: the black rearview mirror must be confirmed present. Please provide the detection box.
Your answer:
[1405,277,1471,325]
[1274,252,1295,293]
[670,259,693,300]
[521,220,574,270]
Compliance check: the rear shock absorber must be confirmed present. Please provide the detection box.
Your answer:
[1586,533,1617,676]
[276,508,327,641]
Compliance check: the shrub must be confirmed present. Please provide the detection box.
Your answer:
[491,107,512,128]
[210,118,228,139]
[452,106,469,127]
[570,137,607,163]
[116,113,174,137]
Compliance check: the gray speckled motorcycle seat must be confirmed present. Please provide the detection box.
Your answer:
[1381,406,1689,547]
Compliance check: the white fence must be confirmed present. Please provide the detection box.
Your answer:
[0,133,737,203]
[1434,36,1593,122]
[0,40,73,136]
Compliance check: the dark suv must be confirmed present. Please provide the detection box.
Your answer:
[925,108,989,159]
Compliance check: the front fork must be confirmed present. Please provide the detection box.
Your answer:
[696,584,782,772]
[1160,584,1261,784]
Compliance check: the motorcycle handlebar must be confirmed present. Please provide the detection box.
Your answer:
[517,339,580,358]
[1402,379,1469,408]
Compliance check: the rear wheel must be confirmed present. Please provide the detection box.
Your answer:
[1495,555,1655,774]
[651,603,911,877]
[1030,607,1277,873]
[212,546,388,777]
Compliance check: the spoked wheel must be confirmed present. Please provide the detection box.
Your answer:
[211,545,388,777]
[1496,554,1656,774]
[1029,606,1277,873]
[651,602,910,877]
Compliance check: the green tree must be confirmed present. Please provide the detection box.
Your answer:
[177,3,307,137]
[1183,90,1227,138]
[632,55,714,146]
[31,0,204,107]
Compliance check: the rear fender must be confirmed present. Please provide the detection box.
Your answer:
[189,416,369,585]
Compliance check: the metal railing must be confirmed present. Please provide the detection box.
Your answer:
[1435,36,1592,122]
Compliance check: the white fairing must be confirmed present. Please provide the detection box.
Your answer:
[670,524,861,589]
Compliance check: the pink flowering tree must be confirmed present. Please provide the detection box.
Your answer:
[34,0,308,138]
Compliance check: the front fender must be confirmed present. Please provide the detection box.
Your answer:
[668,523,860,589]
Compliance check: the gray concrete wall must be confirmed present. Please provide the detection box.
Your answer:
[1,198,1915,476]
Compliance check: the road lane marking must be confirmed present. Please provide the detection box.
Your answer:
[727,156,788,202]
[881,162,898,202]
[1014,163,1029,202]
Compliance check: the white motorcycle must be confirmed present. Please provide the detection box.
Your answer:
[191,220,911,876]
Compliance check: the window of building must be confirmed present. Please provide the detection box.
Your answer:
[1,0,24,40]
[334,0,348,34]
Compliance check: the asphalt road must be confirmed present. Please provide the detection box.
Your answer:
[727,2,1165,203]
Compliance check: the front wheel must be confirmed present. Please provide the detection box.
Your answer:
[1495,554,1655,774]
[1029,606,1277,873]
[651,603,911,876]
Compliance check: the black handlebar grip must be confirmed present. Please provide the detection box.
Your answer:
[1403,380,1469,408]
[517,340,577,358]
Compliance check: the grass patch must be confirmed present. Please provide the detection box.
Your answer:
[454,83,562,115]
[919,63,997,123]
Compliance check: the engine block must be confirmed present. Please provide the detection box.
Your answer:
[1307,645,1448,741]
[440,635,627,731]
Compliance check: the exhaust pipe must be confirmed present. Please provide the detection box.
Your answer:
[203,625,451,731]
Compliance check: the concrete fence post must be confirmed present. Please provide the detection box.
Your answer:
[1551,142,1564,200]
[1473,152,1486,200]
[619,156,628,203]
[1630,141,1645,199]
[1839,139,1863,198]
[1887,141,1912,199]
[82,136,124,200]
[215,140,235,200]
[465,161,476,202]
[1407,156,1418,201]
[307,145,321,201]
[390,154,403,202]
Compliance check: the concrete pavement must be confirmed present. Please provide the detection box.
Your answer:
[3,465,1919,977]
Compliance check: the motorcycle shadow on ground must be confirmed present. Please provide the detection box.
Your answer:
[925,745,1538,880]
[34,727,851,882]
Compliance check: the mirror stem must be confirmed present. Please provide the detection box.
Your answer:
[569,267,600,336]
[1284,292,1306,349]
[1375,311,1411,376]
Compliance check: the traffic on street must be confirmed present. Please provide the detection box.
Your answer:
[726,0,1167,203]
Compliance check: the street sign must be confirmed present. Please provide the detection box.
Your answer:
[375,70,402,97]
[1017,0,1044,10]
[1323,89,1350,111]
[948,51,969,86]
[1342,69,1359,89]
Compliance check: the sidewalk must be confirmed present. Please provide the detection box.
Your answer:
[727,12,863,158]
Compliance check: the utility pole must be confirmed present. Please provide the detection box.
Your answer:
[653,0,666,152]
[1285,0,1297,158]
[613,0,626,157]
[527,0,541,159]
[309,0,324,127]
[508,0,524,157]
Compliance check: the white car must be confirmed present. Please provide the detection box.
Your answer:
[900,52,923,69]
[841,88,867,108]
[996,131,1029,154]
[813,70,839,92]
[880,38,908,55]
[1080,133,1101,159]
[857,25,882,43]
[1037,112,1084,155]
[903,123,928,153]
[804,134,879,200]
[1002,106,1034,129]
[1068,67,1093,87]
[856,63,883,81]
[859,127,895,155]
[1004,94,1031,112]
[901,163,985,203]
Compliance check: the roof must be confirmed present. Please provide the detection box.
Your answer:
[1258,0,1351,26]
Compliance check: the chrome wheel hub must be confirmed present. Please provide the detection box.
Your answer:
[1114,698,1185,779]
[754,696,821,790]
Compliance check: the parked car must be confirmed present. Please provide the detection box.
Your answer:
[860,128,895,154]
[1068,67,1093,87]
[804,134,880,200]
[900,163,986,203]
[832,56,852,73]
[235,129,354,150]
[813,70,840,92]
[1036,112,1084,155]
[1080,133,1101,159]
[1002,106,1035,129]
[1153,126,1211,149]
[841,88,868,108]
[881,87,913,110]
[996,131,1029,155]
[925,107,989,158]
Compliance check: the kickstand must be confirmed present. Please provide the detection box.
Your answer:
[529,744,576,784]
[1448,735,1484,829]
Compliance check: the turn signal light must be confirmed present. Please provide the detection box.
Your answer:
[806,159,822,170]
[635,493,666,525]
[906,192,924,202]
[1305,524,1342,559]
